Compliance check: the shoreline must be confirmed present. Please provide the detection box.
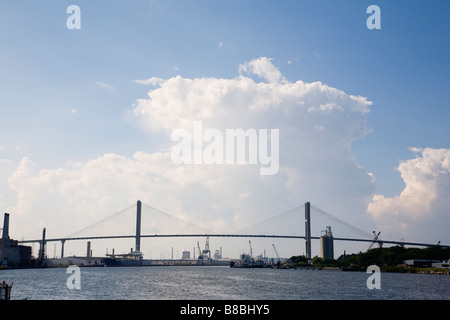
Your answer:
[2,261,450,275]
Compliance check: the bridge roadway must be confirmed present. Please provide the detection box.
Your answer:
[18,233,450,248]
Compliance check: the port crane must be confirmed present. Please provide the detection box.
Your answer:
[197,241,202,260]
[197,238,212,265]
[367,231,382,251]
[203,236,211,259]
[272,244,281,265]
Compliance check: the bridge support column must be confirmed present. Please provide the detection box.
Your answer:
[305,202,311,259]
[87,241,91,258]
[135,200,141,253]
[39,228,46,266]
[61,240,66,258]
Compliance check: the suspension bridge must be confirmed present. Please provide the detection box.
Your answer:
[18,201,448,260]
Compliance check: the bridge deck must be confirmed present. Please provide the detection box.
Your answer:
[18,233,449,248]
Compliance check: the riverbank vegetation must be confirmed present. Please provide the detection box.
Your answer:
[288,245,450,274]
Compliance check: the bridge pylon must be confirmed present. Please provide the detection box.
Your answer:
[305,202,311,259]
[136,200,142,253]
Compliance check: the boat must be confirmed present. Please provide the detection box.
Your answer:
[230,253,267,268]
[102,250,230,267]
[101,251,143,267]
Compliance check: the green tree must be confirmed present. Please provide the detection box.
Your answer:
[311,256,323,265]
[290,255,308,264]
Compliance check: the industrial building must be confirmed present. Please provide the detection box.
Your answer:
[403,259,441,268]
[181,250,191,260]
[432,260,450,268]
[0,213,32,268]
[320,226,334,259]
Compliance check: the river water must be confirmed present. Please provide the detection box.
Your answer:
[1,266,449,300]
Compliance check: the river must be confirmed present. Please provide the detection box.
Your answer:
[1,266,449,300]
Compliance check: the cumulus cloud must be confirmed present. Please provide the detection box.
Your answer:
[7,57,380,256]
[133,59,372,140]
[239,57,287,84]
[131,59,375,226]
[368,147,450,243]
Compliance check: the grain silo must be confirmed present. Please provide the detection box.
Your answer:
[320,226,334,259]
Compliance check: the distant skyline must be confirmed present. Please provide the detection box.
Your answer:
[0,1,449,257]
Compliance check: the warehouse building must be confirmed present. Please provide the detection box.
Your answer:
[0,213,32,268]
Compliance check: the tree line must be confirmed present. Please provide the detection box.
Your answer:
[289,245,450,269]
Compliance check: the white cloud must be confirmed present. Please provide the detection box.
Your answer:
[132,77,165,86]
[308,102,344,114]
[133,62,371,138]
[239,57,287,84]
[0,146,20,151]
[368,147,450,243]
[95,81,117,93]
[132,58,375,233]
[0,159,13,165]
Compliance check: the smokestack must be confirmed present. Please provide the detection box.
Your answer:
[2,213,10,240]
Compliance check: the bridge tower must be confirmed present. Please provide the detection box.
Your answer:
[135,200,142,253]
[305,202,311,259]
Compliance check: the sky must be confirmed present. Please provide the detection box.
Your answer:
[0,0,449,258]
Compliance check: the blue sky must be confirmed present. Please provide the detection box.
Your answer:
[0,1,449,254]
[1,1,448,195]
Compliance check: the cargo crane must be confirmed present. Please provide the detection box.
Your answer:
[203,236,211,259]
[272,244,281,267]
[197,238,212,265]
[367,231,382,251]
[197,241,202,260]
